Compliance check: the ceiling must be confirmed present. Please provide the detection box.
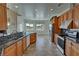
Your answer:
[7,3,71,20]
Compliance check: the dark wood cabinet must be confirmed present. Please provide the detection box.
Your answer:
[50,16,60,44]
[30,33,36,44]
[0,4,7,30]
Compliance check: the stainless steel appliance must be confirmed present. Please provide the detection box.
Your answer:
[57,35,65,55]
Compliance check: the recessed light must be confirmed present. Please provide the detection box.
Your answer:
[36,24,42,26]
[15,5,18,8]
[7,22,10,26]
[50,9,53,11]
[30,24,33,27]
[26,23,30,26]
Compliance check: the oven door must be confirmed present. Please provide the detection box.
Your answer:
[57,36,64,54]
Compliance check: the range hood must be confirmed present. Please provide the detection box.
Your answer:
[60,19,73,29]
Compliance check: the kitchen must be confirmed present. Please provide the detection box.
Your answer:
[0,3,79,56]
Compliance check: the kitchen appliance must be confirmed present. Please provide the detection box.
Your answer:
[57,35,65,55]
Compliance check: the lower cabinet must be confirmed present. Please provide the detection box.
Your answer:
[65,38,72,56]
[30,33,36,44]
[4,43,16,56]
[65,37,79,56]
[16,39,23,56]
[2,36,27,56]
[54,34,58,44]
[22,37,26,53]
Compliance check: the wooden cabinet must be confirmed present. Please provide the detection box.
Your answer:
[50,16,61,43]
[16,39,23,56]
[68,9,72,20]
[0,3,6,7]
[65,37,79,56]
[58,16,61,27]
[2,36,27,56]
[0,4,7,30]
[70,42,77,56]
[53,16,60,33]
[58,15,64,28]
[30,33,36,44]
[54,34,58,44]
[73,5,79,29]
[4,43,16,56]
[22,37,26,53]
[65,38,72,56]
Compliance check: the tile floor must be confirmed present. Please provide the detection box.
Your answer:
[23,34,63,56]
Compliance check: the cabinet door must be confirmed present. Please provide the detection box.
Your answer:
[70,42,77,56]
[68,9,72,20]
[72,43,79,56]
[54,34,58,44]
[22,37,26,52]
[58,16,61,27]
[73,6,79,28]
[16,40,23,56]
[30,33,36,44]
[0,6,7,30]
[65,38,72,56]
[4,43,16,56]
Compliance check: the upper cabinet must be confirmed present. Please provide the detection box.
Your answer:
[0,4,7,31]
[58,16,61,27]
[68,9,72,20]
[63,12,68,20]
[0,3,6,7]
[73,5,79,29]
[0,3,19,34]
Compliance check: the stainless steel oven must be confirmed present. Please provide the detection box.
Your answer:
[57,36,65,55]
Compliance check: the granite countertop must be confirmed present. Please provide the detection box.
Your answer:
[0,35,25,56]
[0,32,36,55]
